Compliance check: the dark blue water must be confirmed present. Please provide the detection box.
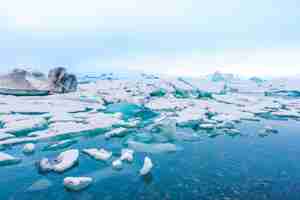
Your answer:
[1,119,300,200]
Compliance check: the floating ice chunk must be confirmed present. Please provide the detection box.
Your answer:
[112,159,123,170]
[199,123,215,130]
[127,141,179,153]
[105,128,127,139]
[23,143,35,154]
[0,133,15,141]
[151,118,176,141]
[53,149,79,173]
[63,177,93,191]
[120,149,134,162]
[175,107,207,124]
[3,118,47,135]
[37,158,53,173]
[139,157,153,176]
[83,148,112,161]
[0,152,21,166]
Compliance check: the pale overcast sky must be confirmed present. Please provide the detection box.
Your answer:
[0,0,300,77]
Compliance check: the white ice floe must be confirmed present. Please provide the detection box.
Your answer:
[3,118,47,135]
[63,177,93,191]
[52,149,79,173]
[0,133,15,141]
[23,143,35,154]
[112,159,123,170]
[120,149,134,162]
[199,123,215,130]
[83,148,112,161]
[38,158,53,173]
[0,152,21,165]
[139,157,153,176]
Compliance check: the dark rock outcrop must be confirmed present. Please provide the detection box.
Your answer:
[48,67,77,93]
[0,67,77,95]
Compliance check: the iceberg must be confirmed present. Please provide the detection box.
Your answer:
[52,149,79,173]
[63,177,93,191]
[23,143,35,154]
[37,158,53,173]
[139,157,153,176]
[3,118,48,136]
[120,149,134,162]
[83,148,112,161]
[112,159,123,170]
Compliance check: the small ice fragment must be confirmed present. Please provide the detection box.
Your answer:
[38,158,53,173]
[52,149,79,173]
[0,152,21,166]
[120,149,134,162]
[0,133,15,141]
[112,159,123,170]
[139,157,153,176]
[82,148,112,161]
[23,143,35,154]
[63,177,93,191]
[199,123,215,130]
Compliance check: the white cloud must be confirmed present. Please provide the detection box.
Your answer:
[78,48,300,77]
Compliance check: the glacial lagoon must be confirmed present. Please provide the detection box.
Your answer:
[1,73,300,199]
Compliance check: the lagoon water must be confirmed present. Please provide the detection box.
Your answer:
[1,119,300,200]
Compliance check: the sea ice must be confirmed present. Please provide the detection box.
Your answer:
[139,156,153,176]
[23,143,35,154]
[112,159,123,170]
[83,148,112,161]
[37,158,53,173]
[63,177,93,191]
[120,149,134,162]
[52,149,79,173]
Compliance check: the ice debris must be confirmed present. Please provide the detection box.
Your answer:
[83,148,112,161]
[63,177,93,191]
[120,149,134,162]
[112,159,123,170]
[23,143,35,154]
[139,157,153,176]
